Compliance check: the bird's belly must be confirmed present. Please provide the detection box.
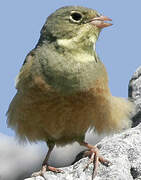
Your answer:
[8,88,96,143]
[29,93,95,142]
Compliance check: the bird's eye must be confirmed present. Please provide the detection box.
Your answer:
[70,11,83,23]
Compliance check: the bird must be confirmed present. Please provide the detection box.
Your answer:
[7,6,135,179]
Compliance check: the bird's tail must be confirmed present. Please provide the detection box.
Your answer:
[105,96,136,133]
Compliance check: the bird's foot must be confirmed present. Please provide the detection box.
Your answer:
[31,165,47,178]
[82,144,111,179]
[31,164,63,178]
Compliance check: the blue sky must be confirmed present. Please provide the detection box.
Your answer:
[1,0,141,144]
[0,1,141,179]
[1,0,141,136]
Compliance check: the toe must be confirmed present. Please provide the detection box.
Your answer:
[31,170,42,177]
[99,156,111,167]
[47,166,63,173]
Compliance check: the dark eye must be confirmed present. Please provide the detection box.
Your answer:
[70,11,83,23]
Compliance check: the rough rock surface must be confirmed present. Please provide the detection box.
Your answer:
[24,67,141,180]
[129,66,141,127]
[24,124,141,180]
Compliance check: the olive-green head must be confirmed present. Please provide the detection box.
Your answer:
[37,6,112,48]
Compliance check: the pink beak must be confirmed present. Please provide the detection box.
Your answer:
[90,16,112,28]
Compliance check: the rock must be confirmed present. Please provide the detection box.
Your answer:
[129,66,141,127]
[24,67,141,180]
[25,124,141,180]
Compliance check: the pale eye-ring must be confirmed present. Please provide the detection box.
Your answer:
[70,11,83,23]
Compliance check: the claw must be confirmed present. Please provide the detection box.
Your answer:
[80,142,111,180]
[47,166,63,173]
[99,156,111,167]
[31,165,47,179]
[31,164,63,179]
[83,152,95,171]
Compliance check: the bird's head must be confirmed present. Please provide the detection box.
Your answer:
[38,6,112,50]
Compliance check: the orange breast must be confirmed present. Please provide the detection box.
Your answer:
[8,75,110,145]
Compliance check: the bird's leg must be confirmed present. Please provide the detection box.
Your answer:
[42,143,62,173]
[80,142,111,179]
[31,143,62,178]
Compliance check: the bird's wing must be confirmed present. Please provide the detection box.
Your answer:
[15,50,35,90]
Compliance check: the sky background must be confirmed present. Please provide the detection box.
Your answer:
[0,0,141,179]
